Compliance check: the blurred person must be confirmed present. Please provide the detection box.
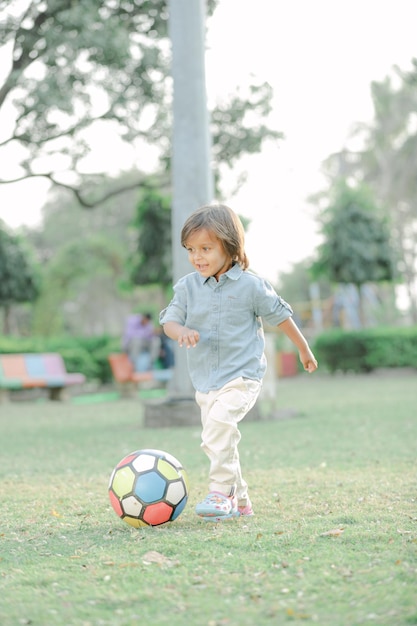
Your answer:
[122,312,160,372]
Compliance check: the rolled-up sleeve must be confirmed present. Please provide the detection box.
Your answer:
[159,279,187,326]
[254,278,293,326]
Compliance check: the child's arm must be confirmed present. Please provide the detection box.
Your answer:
[163,321,200,349]
[277,318,318,373]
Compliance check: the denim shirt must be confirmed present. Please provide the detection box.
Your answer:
[159,264,293,393]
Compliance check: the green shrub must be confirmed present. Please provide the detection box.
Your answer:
[314,326,417,373]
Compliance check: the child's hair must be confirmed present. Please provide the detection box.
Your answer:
[181,204,249,270]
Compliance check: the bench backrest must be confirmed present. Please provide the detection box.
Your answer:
[25,353,66,377]
[108,353,135,382]
[0,354,29,379]
[0,353,67,381]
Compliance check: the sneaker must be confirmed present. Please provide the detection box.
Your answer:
[238,501,254,517]
[195,491,238,521]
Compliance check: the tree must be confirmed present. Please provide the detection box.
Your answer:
[31,234,132,336]
[25,173,154,336]
[322,64,417,321]
[0,223,40,333]
[129,189,172,288]
[0,0,281,206]
[312,181,394,327]
[1,1,283,340]
[276,259,332,331]
[26,170,144,260]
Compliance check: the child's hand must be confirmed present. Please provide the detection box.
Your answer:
[299,348,318,373]
[178,327,200,348]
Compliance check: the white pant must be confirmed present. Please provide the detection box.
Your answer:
[195,377,262,506]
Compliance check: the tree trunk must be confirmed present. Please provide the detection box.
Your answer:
[167,0,214,398]
[3,304,11,335]
[357,284,365,329]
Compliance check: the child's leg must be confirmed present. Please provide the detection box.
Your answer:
[196,377,261,505]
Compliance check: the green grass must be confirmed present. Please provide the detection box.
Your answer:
[0,372,416,626]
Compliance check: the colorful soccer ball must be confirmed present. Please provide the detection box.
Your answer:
[108,449,189,528]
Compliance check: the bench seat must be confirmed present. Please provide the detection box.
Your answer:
[0,353,86,401]
[108,353,171,397]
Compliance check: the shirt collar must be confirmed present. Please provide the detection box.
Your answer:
[226,263,243,280]
[199,262,243,284]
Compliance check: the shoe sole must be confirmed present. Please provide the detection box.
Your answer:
[200,511,239,522]
[199,510,257,522]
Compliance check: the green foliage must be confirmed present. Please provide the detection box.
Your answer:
[275,258,332,321]
[0,0,280,206]
[313,330,371,373]
[1,1,284,333]
[129,189,173,287]
[75,335,121,383]
[313,181,394,287]
[23,174,144,335]
[314,326,417,373]
[30,235,129,336]
[0,1,172,185]
[321,65,417,320]
[0,224,40,333]
[0,225,40,304]
[27,172,141,257]
[211,82,283,182]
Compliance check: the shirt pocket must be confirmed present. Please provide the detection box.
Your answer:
[224,294,252,324]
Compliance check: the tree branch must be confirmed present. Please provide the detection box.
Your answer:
[0,108,117,148]
[0,171,170,208]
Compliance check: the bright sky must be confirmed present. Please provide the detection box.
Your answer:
[1,0,417,283]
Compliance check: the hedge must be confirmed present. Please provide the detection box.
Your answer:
[2,327,416,382]
[313,326,417,373]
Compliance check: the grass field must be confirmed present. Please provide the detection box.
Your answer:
[0,371,416,626]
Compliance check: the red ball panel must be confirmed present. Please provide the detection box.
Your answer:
[108,489,123,517]
[142,501,173,526]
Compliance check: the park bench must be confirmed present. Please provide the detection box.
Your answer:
[108,353,171,398]
[0,353,86,402]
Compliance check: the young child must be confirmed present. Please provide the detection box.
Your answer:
[159,204,318,521]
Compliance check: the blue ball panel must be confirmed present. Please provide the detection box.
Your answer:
[134,471,166,503]
[171,496,188,520]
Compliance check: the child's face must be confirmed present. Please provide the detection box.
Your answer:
[184,228,233,281]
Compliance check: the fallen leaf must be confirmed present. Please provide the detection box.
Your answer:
[142,550,179,567]
[320,527,344,537]
[286,607,311,619]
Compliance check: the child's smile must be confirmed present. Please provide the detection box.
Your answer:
[184,228,233,281]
